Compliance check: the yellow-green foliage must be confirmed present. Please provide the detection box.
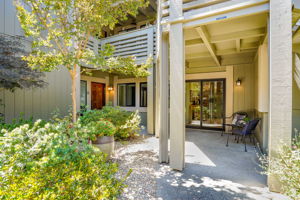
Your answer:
[14,0,151,76]
[0,120,127,200]
[79,106,141,140]
[261,130,300,200]
[15,0,152,122]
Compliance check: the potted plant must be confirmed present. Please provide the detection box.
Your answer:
[85,120,116,158]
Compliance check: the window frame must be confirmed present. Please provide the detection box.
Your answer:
[140,82,147,107]
[80,80,87,107]
[117,83,136,107]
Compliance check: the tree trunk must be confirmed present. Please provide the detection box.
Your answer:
[70,67,77,123]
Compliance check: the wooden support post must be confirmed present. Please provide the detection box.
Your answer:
[159,34,169,163]
[268,0,292,192]
[169,23,185,170]
[169,0,185,171]
[147,28,154,134]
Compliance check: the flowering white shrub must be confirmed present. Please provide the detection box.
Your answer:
[260,129,300,200]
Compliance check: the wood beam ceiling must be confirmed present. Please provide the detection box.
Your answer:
[185,27,266,46]
[210,28,265,43]
[195,26,221,66]
[186,48,256,60]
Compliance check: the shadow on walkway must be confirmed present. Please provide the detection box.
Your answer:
[155,129,286,200]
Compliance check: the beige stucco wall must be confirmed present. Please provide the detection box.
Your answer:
[0,0,72,122]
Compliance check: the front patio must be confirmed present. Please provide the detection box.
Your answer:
[115,129,287,199]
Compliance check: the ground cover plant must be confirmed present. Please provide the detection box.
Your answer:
[79,106,141,140]
[0,114,46,136]
[0,118,129,199]
[260,130,300,200]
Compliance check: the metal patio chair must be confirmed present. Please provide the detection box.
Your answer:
[226,118,260,152]
[221,112,248,136]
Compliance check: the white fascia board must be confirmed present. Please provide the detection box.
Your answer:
[184,3,269,29]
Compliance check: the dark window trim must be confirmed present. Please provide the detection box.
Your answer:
[117,83,136,107]
[140,82,147,107]
[185,78,226,131]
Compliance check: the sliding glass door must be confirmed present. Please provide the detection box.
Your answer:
[186,79,225,130]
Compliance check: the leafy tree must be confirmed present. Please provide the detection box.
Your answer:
[0,34,46,90]
[15,0,151,122]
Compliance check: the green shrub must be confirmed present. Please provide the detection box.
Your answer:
[83,120,116,141]
[79,106,141,140]
[0,120,127,200]
[260,129,300,200]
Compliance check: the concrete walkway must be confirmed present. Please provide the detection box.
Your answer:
[116,129,288,200]
[156,129,287,200]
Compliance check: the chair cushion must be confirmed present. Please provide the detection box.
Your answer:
[232,113,247,125]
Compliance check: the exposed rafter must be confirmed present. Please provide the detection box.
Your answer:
[186,48,256,60]
[185,27,266,47]
[195,26,221,66]
[185,38,203,47]
[260,33,268,44]
[210,28,265,43]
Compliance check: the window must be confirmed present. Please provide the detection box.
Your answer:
[118,83,136,107]
[140,82,147,107]
[80,80,87,109]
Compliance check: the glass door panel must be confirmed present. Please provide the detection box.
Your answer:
[201,80,224,129]
[185,79,225,130]
[186,82,201,127]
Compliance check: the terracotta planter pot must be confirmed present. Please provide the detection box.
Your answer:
[92,136,114,158]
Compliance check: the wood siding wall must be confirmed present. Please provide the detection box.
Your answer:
[0,0,72,122]
[233,63,255,116]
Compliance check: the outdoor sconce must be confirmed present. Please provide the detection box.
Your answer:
[108,86,114,91]
[236,78,241,86]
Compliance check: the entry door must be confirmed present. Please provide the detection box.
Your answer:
[186,79,225,130]
[91,82,105,110]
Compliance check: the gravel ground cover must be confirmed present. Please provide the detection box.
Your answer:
[112,136,159,200]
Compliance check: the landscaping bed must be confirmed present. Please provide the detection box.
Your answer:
[0,106,144,199]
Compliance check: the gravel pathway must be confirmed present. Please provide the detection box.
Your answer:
[112,136,159,200]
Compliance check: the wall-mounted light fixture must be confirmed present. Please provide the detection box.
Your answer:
[236,78,241,86]
[108,86,114,91]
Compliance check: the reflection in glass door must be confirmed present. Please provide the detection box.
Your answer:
[186,82,201,127]
[186,79,225,130]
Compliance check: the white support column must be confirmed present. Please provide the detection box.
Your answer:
[169,22,185,170]
[147,28,154,134]
[159,34,169,163]
[268,0,292,192]
[155,0,162,138]
[169,0,185,171]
